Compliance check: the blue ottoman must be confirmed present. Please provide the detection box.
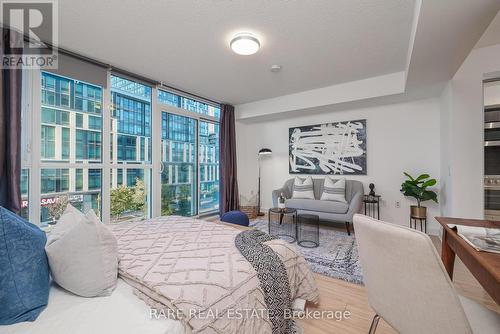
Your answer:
[221,210,250,227]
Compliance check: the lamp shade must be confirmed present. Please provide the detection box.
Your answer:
[258,148,272,155]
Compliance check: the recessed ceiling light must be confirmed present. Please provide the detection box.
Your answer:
[230,33,260,56]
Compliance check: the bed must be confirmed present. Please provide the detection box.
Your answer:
[1,279,185,334]
[110,216,319,334]
[2,216,318,334]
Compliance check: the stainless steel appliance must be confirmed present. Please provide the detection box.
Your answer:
[484,104,500,220]
[485,120,500,147]
[484,176,500,220]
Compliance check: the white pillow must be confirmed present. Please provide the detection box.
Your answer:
[320,177,347,203]
[292,176,315,199]
[45,204,118,297]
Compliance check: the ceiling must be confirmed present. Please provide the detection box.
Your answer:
[236,0,500,120]
[475,10,500,49]
[56,0,415,105]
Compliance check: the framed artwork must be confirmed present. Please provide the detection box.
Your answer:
[289,119,367,175]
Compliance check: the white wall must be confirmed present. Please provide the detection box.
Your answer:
[236,42,500,234]
[236,98,441,235]
[439,83,453,217]
[440,43,500,218]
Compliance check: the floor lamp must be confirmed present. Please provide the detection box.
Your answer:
[257,148,272,216]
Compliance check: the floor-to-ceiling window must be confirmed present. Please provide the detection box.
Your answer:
[38,71,103,225]
[199,121,220,213]
[161,113,197,216]
[20,69,31,220]
[20,66,220,226]
[109,75,152,223]
[158,90,220,216]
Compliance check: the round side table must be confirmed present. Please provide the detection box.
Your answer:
[268,207,297,243]
[297,214,319,248]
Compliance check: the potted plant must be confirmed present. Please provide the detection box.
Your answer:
[400,173,438,218]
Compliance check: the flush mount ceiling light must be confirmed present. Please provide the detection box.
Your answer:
[230,33,260,55]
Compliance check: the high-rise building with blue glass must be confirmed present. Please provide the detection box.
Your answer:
[35,71,103,224]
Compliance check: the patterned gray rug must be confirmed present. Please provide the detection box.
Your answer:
[250,219,364,285]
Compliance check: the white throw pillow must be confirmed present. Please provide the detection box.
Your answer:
[45,204,118,297]
[320,177,347,203]
[292,176,315,199]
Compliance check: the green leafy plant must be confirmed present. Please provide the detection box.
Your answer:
[110,178,148,218]
[110,185,135,217]
[47,195,69,222]
[400,172,438,207]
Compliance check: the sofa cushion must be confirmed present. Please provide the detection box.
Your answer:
[292,176,315,199]
[46,204,118,297]
[286,198,349,214]
[0,206,49,325]
[282,178,364,203]
[320,177,347,203]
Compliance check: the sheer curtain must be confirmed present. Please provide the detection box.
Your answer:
[219,104,239,215]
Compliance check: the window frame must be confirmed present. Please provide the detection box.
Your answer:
[25,70,106,224]
[108,73,153,222]
[22,69,220,226]
[157,99,220,216]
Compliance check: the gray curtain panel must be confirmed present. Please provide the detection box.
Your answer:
[0,28,23,213]
[219,104,239,215]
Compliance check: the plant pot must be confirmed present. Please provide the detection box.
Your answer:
[410,205,427,219]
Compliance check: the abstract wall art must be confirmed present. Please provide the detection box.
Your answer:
[289,119,367,175]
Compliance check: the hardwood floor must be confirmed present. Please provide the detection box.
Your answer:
[298,235,499,334]
[215,219,499,333]
[298,273,396,334]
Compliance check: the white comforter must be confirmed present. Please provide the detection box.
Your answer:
[1,279,185,334]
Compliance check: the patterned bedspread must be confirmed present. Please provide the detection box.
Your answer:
[109,216,319,334]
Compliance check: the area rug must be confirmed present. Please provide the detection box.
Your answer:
[250,219,364,285]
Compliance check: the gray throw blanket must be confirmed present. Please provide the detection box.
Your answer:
[235,230,299,334]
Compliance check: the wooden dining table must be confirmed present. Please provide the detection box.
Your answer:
[436,217,500,305]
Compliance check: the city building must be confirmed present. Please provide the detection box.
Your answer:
[37,71,103,224]
[159,91,221,216]
[21,72,220,224]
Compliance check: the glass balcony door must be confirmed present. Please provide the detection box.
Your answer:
[161,113,198,216]
[199,121,219,214]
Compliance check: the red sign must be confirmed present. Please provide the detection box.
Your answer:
[21,195,84,208]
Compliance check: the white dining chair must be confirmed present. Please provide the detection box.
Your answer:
[353,214,500,334]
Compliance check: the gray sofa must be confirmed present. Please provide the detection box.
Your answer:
[272,178,364,235]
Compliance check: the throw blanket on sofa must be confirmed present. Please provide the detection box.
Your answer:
[235,230,298,334]
[109,216,319,334]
